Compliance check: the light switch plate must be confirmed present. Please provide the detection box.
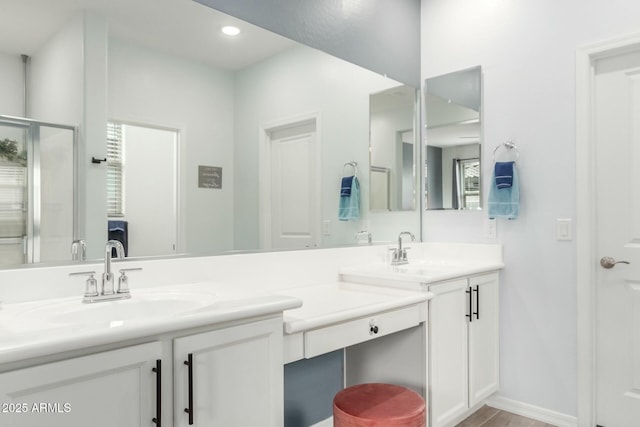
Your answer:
[322,220,331,236]
[556,218,573,241]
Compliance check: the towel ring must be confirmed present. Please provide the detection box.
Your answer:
[343,161,358,177]
[493,140,519,161]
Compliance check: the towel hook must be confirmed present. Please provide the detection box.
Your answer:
[493,140,519,161]
[343,161,358,177]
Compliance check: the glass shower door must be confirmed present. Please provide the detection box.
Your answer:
[0,118,76,266]
[0,123,29,265]
[38,125,75,263]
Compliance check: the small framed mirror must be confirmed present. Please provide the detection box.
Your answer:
[369,85,418,212]
[425,66,481,210]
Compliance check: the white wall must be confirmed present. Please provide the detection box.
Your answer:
[0,53,24,116]
[29,11,108,260]
[234,46,420,249]
[108,38,235,255]
[421,0,640,417]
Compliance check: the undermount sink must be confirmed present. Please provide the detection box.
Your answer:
[390,261,460,275]
[18,291,218,325]
[346,260,461,277]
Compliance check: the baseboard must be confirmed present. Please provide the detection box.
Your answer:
[486,395,578,427]
[309,416,332,427]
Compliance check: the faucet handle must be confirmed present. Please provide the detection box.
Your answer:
[117,267,142,294]
[70,239,86,261]
[69,271,98,298]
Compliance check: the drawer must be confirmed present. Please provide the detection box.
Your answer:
[304,304,422,358]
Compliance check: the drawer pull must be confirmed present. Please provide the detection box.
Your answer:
[184,354,194,425]
[466,288,473,323]
[152,359,161,427]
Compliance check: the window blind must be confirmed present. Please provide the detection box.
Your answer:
[107,122,124,217]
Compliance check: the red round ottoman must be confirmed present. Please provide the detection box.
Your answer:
[333,383,426,427]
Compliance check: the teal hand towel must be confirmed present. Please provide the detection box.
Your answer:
[488,164,519,219]
[339,176,360,221]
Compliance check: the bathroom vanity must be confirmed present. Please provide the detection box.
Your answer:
[340,244,503,427]
[0,242,502,427]
[0,287,300,427]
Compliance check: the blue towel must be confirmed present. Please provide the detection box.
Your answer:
[494,161,514,188]
[340,176,353,196]
[488,164,519,219]
[339,176,360,221]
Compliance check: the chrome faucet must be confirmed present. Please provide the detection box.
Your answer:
[103,240,125,295]
[69,240,141,303]
[391,231,415,265]
[70,239,86,261]
[355,230,373,245]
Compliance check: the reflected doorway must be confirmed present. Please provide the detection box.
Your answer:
[107,122,178,257]
[260,115,320,250]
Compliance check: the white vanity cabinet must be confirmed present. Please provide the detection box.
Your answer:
[0,316,284,427]
[0,342,163,427]
[429,272,499,427]
[173,316,283,427]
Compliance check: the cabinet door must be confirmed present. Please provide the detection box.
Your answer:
[429,279,470,427]
[174,317,283,427]
[468,273,499,407]
[0,342,162,427]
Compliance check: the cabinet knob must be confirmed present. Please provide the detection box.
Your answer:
[369,319,379,335]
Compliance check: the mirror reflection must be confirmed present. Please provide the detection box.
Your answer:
[0,0,420,268]
[425,66,481,210]
[369,85,417,212]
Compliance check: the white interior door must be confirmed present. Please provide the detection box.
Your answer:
[594,48,640,426]
[266,120,319,249]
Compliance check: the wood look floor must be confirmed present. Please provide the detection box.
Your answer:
[455,406,556,427]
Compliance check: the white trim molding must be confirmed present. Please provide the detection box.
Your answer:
[486,396,577,427]
[576,32,640,427]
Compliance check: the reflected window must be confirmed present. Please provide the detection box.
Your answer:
[107,122,124,217]
[458,158,480,209]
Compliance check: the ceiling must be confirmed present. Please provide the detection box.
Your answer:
[370,85,415,114]
[426,121,480,148]
[0,0,296,70]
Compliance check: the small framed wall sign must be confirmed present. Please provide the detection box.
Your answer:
[198,165,222,189]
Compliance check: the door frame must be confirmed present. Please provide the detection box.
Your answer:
[576,32,640,427]
[259,112,322,249]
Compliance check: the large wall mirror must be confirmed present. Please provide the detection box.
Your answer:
[0,0,421,268]
[425,66,482,210]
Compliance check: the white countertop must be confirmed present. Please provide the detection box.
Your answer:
[0,283,301,365]
[340,260,504,290]
[278,282,432,333]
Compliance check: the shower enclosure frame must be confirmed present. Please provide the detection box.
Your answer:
[0,115,78,264]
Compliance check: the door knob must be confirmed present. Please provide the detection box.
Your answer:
[600,256,630,269]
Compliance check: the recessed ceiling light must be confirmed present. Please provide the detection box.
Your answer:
[221,26,240,36]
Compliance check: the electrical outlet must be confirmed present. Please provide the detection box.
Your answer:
[485,218,497,239]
